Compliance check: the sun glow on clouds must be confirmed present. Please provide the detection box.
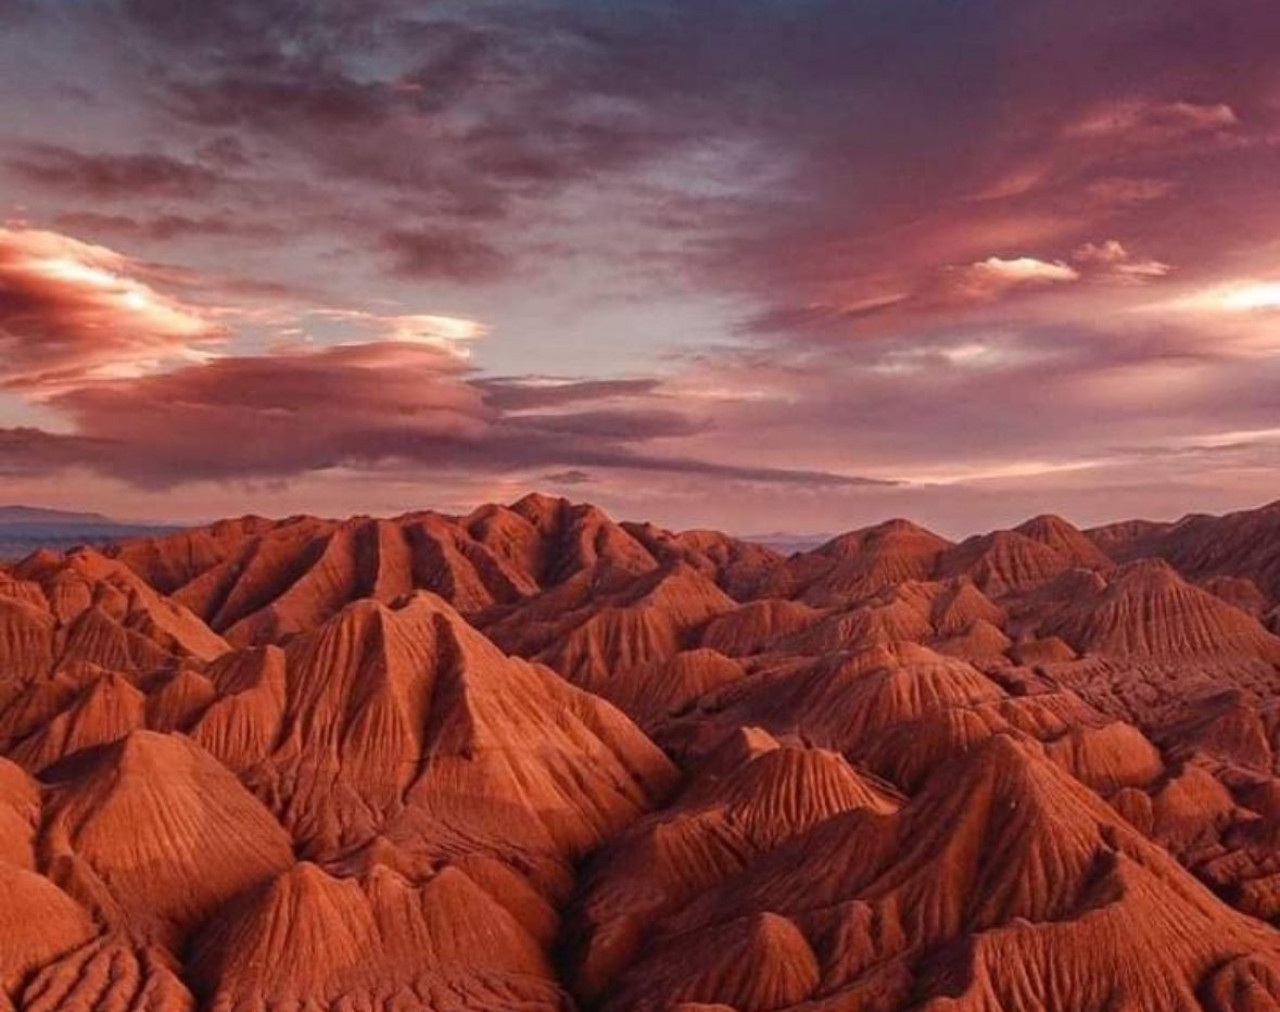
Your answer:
[1214,281,1280,312]
[0,224,491,439]
[0,226,220,392]
[897,427,1280,488]
[894,457,1104,486]
[1073,241,1171,283]
[307,309,487,356]
[1156,279,1280,345]
[954,256,1079,300]
[1176,426,1280,449]
[386,314,486,351]
[7,233,210,341]
[975,257,1080,284]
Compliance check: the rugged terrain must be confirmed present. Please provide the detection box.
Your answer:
[2,494,1280,1010]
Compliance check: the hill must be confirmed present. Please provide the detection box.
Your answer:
[2,495,1280,1009]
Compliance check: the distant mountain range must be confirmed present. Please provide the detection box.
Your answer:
[748,530,835,554]
[0,505,178,560]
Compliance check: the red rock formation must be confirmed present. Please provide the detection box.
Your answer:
[1015,513,1115,568]
[1090,499,1280,605]
[39,731,294,949]
[489,562,736,692]
[107,496,770,646]
[1042,559,1280,662]
[1,497,1279,1008]
[701,598,824,657]
[593,736,1280,1009]
[0,864,96,996]
[191,862,566,1010]
[759,519,953,606]
[238,591,677,906]
[574,741,897,1001]
[17,936,195,1012]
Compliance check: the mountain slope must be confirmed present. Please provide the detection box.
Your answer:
[2,495,1280,1009]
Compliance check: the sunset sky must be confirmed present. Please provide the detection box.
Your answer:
[1,0,1278,536]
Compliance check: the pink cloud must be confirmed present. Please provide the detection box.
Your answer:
[951,256,1080,301]
[1073,240,1172,283]
[306,310,488,356]
[1063,99,1239,144]
[1,336,879,492]
[0,226,223,394]
[1082,177,1177,208]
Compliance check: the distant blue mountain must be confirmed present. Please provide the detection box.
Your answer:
[0,505,178,561]
[747,531,835,555]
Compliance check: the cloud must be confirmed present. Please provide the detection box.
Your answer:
[47,341,488,485]
[1164,280,1280,317]
[0,226,222,393]
[2,0,1279,533]
[1212,283,1280,313]
[14,0,1274,340]
[0,225,886,493]
[379,228,510,282]
[6,144,221,199]
[1073,240,1171,282]
[1082,177,1177,207]
[307,310,488,355]
[2,335,886,491]
[741,293,910,336]
[54,211,283,242]
[1063,99,1239,144]
[951,256,1080,300]
[476,377,664,411]
[0,427,111,477]
[104,0,679,237]
[540,468,594,486]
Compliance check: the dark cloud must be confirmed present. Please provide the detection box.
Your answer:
[539,0,1280,339]
[0,427,112,477]
[54,211,283,242]
[19,0,1278,314]
[541,468,594,486]
[3,337,888,491]
[113,0,378,54]
[516,408,707,441]
[0,1,37,27]
[85,0,684,241]
[477,377,663,411]
[7,144,221,199]
[379,227,509,282]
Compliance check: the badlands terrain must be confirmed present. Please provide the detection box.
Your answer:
[2,493,1280,1010]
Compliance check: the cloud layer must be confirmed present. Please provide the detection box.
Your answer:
[0,0,1277,530]
[0,230,882,496]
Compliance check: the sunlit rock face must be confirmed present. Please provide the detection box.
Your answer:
[2,497,1280,1009]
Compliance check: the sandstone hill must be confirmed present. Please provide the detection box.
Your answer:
[2,496,1280,1010]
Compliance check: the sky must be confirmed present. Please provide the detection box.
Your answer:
[0,0,1278,537]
